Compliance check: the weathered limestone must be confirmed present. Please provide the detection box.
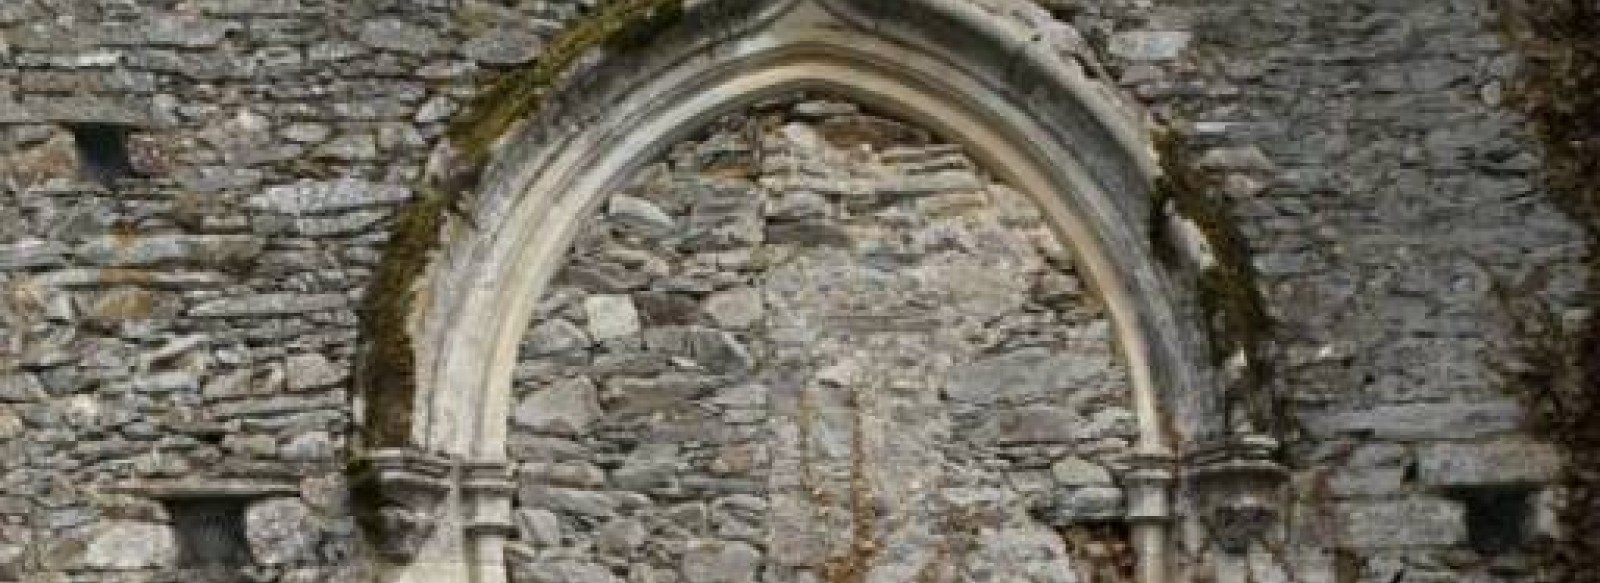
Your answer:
[1302,401,1526,440]
[249,179,411,215]
[1418,441,1564,487]
[1109,30,1194,61]
[80,521,177,569]
[189,293,349,317]
[680,540,762,583]
[1336,499,1468,548]
[246,498,322,565]
[582,295,642,342]
[512,377,602,436]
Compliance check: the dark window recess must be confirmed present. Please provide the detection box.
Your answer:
[166,498,253,580]
[66,123,138,185]
[1454,487,1535,555]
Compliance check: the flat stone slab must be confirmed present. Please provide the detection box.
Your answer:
[585,294,642,341]
[189,293,348,317]
[104,479,299,499]
[1335,498,1466,548]
[80,521,176,569]
[75,234,263,267]
[1418,440,1564,487]
[1301,401,1525,441]
[1109,30,1193,61]
[249,179,411,214]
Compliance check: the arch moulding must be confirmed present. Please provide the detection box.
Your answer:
[369,1,1222,582]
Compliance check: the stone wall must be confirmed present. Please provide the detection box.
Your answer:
[1088,0,1584,580]
[0,1,595,580]
[503,97,1139,583]
[0,0,1587,582]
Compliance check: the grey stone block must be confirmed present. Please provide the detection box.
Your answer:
[1044,486,1125,523]
[681,539,761,583]
[189,293,348,317]
[1418,441,1563,487]
[249,179,411,214]
[585,294,642,341]
[1050,456,1113,487]
[245,498,321,565]
[359,18,446,55]
[0,240,69,269]
[1109,31,1193,61]
[946,347,1100,405]
[462,30,545,65]
[1335,498,1466,548]
[79,521,176,569]
[513,377,602,436]
[1301,401,1525,440]
[75,234,263,267]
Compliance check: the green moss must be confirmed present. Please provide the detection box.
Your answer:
[358,187,448,448]
[1148,129,1278,433]
[447,0,687,167]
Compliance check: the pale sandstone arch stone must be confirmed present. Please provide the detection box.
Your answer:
[387,1,1222,581]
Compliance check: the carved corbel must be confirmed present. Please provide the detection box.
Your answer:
[352,448,518,572]
[353,448,455,562]
[1187,433,1288,554]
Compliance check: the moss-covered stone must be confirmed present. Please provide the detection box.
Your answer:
[357,187,447,448]
[1149,129,1279,434]
[447,0,688,166]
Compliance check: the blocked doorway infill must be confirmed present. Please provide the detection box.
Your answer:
[503,95,1142,583]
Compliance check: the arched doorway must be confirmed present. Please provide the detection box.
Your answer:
[371,1,1214,581]
[502,94,1143,583]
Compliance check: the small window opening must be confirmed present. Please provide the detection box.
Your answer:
[1454,486,1535,555]
[66,123,138,186]
[165,498,253,581]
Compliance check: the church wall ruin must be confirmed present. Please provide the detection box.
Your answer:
[503,96,1140,583]
[0,0,1587,582]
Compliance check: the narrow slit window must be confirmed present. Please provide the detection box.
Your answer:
[66,123,137,186]
[1454,486,1535,555]
[165,498,254,580]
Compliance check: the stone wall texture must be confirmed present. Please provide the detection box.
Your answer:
[504,98,1137,583]
[0,1,1586,583]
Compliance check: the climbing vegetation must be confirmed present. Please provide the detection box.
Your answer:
[356,0,690,449]
[1149,130,1280,435]
[1491,0,1600,579]
[448,0,685,166]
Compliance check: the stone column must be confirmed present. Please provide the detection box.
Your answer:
[461,460,516,583]
[1125,449,1176,583]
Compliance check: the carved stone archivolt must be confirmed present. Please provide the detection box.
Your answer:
[390,0,1199,581]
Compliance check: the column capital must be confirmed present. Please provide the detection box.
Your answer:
[1124,449,1177,522]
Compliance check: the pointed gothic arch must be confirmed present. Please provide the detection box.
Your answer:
[370,1,1224,581]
